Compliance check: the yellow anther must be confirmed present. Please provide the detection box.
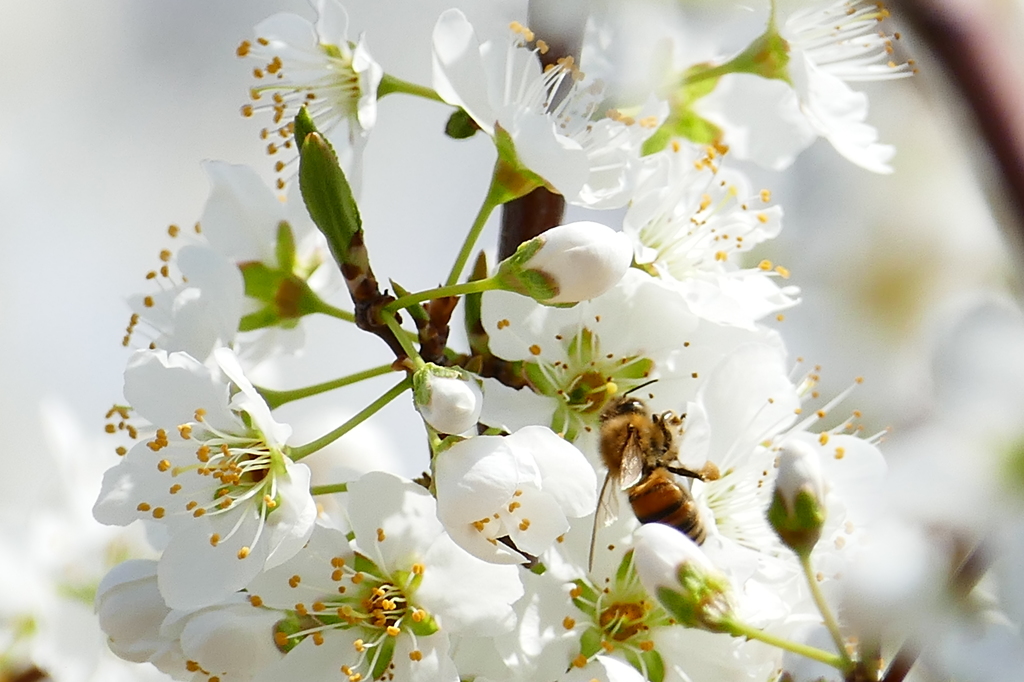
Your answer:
[178,424,192,439]
[775,265,790,279]
[210,533,220,547]
[289,575,301,588]
[236,41,251,57]
[157,459,171,472]
[136,502,151,512]
[412,563,425,575]
[386,625,401,637]
[758,259,773,271]
[563,617,576,630]
[377,528,386,542]
[818,433,830,445]
[834,447,846,460]
[237,546,251,559]
[312,632,324,646]
[409,650,423,661]
[573,654,588,668]
[152,507,165,519]
[250,595,264,607]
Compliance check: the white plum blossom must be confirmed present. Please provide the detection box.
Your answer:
[432,9,665,208]
[199,160,340,359]
[480,268,782,441]
[695,0,913,172]
[127,245,245,362]
[238,0,383,189]
[434,425,597,563]
[624,144,798,328]
[243,473,523,682]
[93,348,317,610]
[495,221,634,305]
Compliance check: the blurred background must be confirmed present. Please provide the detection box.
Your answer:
[2,0,1023,679]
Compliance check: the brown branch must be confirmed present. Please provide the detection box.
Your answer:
[892,0,1024,247]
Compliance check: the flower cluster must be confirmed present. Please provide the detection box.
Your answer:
[72,2,1011,682]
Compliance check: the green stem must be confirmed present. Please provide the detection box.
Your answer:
[377,73,444,102]
[723,618,848,671]
[307,296,356,323]
[381,309,425,369]
[383,278,501,315]
[287,377,411,461]
[446,185,502,287]
[310,483,348,496]
[256,364,396,410]
[799,552,852,667]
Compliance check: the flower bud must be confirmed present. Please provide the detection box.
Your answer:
[494,221,632,304]
[95,560,173,664]
[767,440,827,556]
[633,523,736,632]
[413,363,483,434]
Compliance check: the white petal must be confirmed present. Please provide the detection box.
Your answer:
[695,73,816,171]
[157,511,271,610]
[123,349,237,432]
[347,471,444,570]
[215,347,292,447]
[507,425,597,517]
[431,9,496,134]
[200,161,283,263]
[263,461,317,569]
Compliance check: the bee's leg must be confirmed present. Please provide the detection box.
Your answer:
[665,462,720,482]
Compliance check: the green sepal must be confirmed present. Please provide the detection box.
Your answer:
[615,549,636,589]
[273,614,310,653]
[570,579,599,618]
[653,563,734,632]
[238,262,322,328]
[406,610,441,637]
[295,110,362,271]
[643,66,725,154]
[493,236,560,302]
[352,552,385,580]
[239,307,280,333]
[445,108,480,139]
[412,363,465,409]
[766,488,825,556]
[623,647,666,682]
[369,632,396,680]
[578,626,604,659]
[491,126,546,204]
[725,23,791,82]
[275,221,297,272]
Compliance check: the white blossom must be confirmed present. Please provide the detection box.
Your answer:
[432,9,665,208]
[93,348,316,610]
[434,425,597,563]
[239,0,383,190]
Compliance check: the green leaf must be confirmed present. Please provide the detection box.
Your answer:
[296,112,362,270]
[445,108,479,139]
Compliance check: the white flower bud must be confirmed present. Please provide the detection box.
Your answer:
[767,439,827,555]
[413,363,483,434]
[776,439,826,512]
[633,523,735,632]
[494,221,632,304]
[95,560,174,664]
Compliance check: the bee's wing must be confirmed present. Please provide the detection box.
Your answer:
[618,438,645,490]
[589,472,620,572]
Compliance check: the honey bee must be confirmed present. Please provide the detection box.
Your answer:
[590,392,720,570]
